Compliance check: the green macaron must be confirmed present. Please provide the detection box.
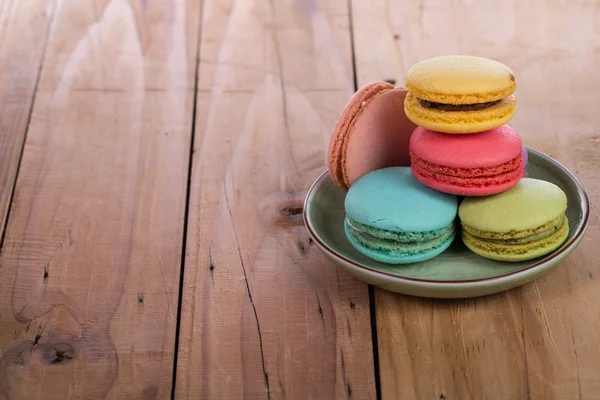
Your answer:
[459,178,569,261]
[344,167,458,264]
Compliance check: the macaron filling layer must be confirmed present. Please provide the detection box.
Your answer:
[405,93,516,124]
[462,216,569,256]
[486,219,565,245]
[418,98,501,111]
[464,216,566,245]
[406,84,515,105]
[346,217,453,242]
[411,154,523,188]
[411,154,522,178]
[345,218,455,255]
[462,213,566,240]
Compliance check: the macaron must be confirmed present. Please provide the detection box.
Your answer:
[409,125,524,196]
[328,82,417,190]
[404,55,516,134]
[344,167,458,264]
[459,178,569,262]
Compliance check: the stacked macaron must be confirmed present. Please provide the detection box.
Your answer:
[326,55,569,265]
[404,56,524,196]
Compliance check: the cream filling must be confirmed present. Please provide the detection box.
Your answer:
[483,218,565,245]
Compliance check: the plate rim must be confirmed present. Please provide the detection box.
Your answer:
[303,147,590,286]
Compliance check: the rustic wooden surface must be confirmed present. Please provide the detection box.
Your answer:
[174,0,375,398]
[0,0,599,399]
[352,0,600,399]
[0,0,200,398]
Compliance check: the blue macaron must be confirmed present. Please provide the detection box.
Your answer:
[344,167,458,264]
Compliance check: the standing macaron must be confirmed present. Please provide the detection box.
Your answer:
[409,125,524,196]
[344,167,458,264]
[328,82,417,190]
[459,178,569,262]
[404,55,516,134]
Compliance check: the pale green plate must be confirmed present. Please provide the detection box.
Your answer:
[304,148,590,298]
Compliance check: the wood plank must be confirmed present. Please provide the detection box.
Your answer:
[352,0,600,398]
[175,0,376,398]
[0,0,200,398]
[0,0,54,242]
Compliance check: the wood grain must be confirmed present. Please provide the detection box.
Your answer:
[352,0,600,398]
[0,0,200,398]
[175,0,376,398]
[0,0,54,243]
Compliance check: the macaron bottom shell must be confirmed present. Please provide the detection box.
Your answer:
[462,217,569,262]
[344,219,456,264]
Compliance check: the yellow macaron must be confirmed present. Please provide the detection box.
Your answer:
[404,55,516,134]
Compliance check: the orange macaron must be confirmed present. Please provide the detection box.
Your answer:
[328,82,417,190]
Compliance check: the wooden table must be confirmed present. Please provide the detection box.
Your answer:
[0,0,598,399]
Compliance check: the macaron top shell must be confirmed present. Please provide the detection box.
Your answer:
[328,82,417,189]
[410,125,522,168]
[406,55,516,104]
[345,167,458,232]
[459,178,567,233]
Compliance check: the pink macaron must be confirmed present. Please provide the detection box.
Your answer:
[328,82,417,189]
[409,125,524,196]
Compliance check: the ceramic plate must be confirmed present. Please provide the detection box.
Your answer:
[304,148,590,298]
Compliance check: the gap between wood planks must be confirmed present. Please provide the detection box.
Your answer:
[170,1,205,399]
[0,0,58,255]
